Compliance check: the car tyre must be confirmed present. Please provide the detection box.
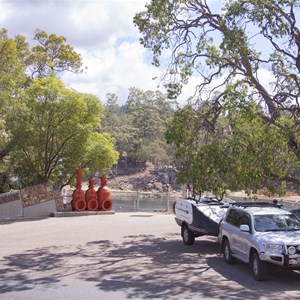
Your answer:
[223,239,235,264]
[182,225,195,245]
[251,252,268,281]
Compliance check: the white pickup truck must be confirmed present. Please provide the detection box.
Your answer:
[219,202,300,281]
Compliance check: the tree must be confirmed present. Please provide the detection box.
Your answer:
[0,29,28,191]
[125,88,176,166]
[0,29,27,160]
[8,75,118,188]
[101,89,177,169]
[165,103,231,197]
[100,93,137,170]
[29,29,82,78]
[135,0,300,195]
[0,29,98,192]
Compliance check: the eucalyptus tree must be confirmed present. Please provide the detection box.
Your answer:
[135,0,300,195]
[0,29,28,191]
[0,28,82,149]
[9,75,118,188]
[0,29,117,190]
[29,29,82,78]
[0,29,26,161]
[102,89,176,168]
[126,87,176,166]
[101,93,137,170]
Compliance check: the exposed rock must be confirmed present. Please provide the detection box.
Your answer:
[107,163,181,194]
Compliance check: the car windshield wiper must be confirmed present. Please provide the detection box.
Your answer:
[263,228,300,232]
[262,229,286,232]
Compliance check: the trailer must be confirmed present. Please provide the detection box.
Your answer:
[174,197,234,245]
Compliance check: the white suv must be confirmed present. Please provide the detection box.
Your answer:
[219,202,300,281]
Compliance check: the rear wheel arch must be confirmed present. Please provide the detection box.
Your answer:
[222,238,235,264]
[249,247,257,264]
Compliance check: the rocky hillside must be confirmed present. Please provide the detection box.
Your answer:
[106,163,182,194]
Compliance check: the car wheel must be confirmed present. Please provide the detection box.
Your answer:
[223,239,235,264]
[251,252,268,281]
[182,225,195,245]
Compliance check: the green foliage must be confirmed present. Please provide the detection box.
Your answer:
[126,88,176,165]
[0,29,28,192]
[30,29,82,78]
[101,89,177,167]
[101,93,138,167]
[0,28,117,191]
[167,102,295,196]
[7,75,118,188]
[0,29,26,105]
[135,0,300,195]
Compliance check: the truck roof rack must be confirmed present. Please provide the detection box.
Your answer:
[231,201,283,208]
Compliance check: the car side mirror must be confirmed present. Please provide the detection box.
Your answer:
[240,224,250,232]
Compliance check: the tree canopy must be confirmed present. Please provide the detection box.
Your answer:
[0,29,118,191]
[9,75,118,187]
[134,0,300,196]
[30,29,82,78]
[101,89,176,169]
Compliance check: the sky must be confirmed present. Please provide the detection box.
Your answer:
[0,0,179,104]
[0,0,276,106]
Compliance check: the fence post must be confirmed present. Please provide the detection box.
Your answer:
[133,192,137,210]
[166,192,170,211]
[137,191,140,211]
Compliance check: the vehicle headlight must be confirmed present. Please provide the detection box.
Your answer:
[262,243,284,254]
[288,246,296,255]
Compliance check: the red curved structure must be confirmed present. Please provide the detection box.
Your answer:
[71,168,86,211]
[97,176,113,211]
[101,198,113,211]
[86,177,99,211]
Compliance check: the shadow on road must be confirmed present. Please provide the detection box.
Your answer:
[1,234,300,299]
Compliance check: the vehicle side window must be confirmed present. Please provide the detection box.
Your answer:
[238,212,251,232]
[226,209,251,230]
[226,209,237,226]
[234,211,244,227]
[239,213,250,227]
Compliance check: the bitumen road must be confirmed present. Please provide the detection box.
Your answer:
[1,212,300,300]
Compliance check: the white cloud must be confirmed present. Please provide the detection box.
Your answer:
[1,0,166,104]
[0,0,239,107]
[63,40,164,102]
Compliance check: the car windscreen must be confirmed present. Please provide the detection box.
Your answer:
[254,214,300,232]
